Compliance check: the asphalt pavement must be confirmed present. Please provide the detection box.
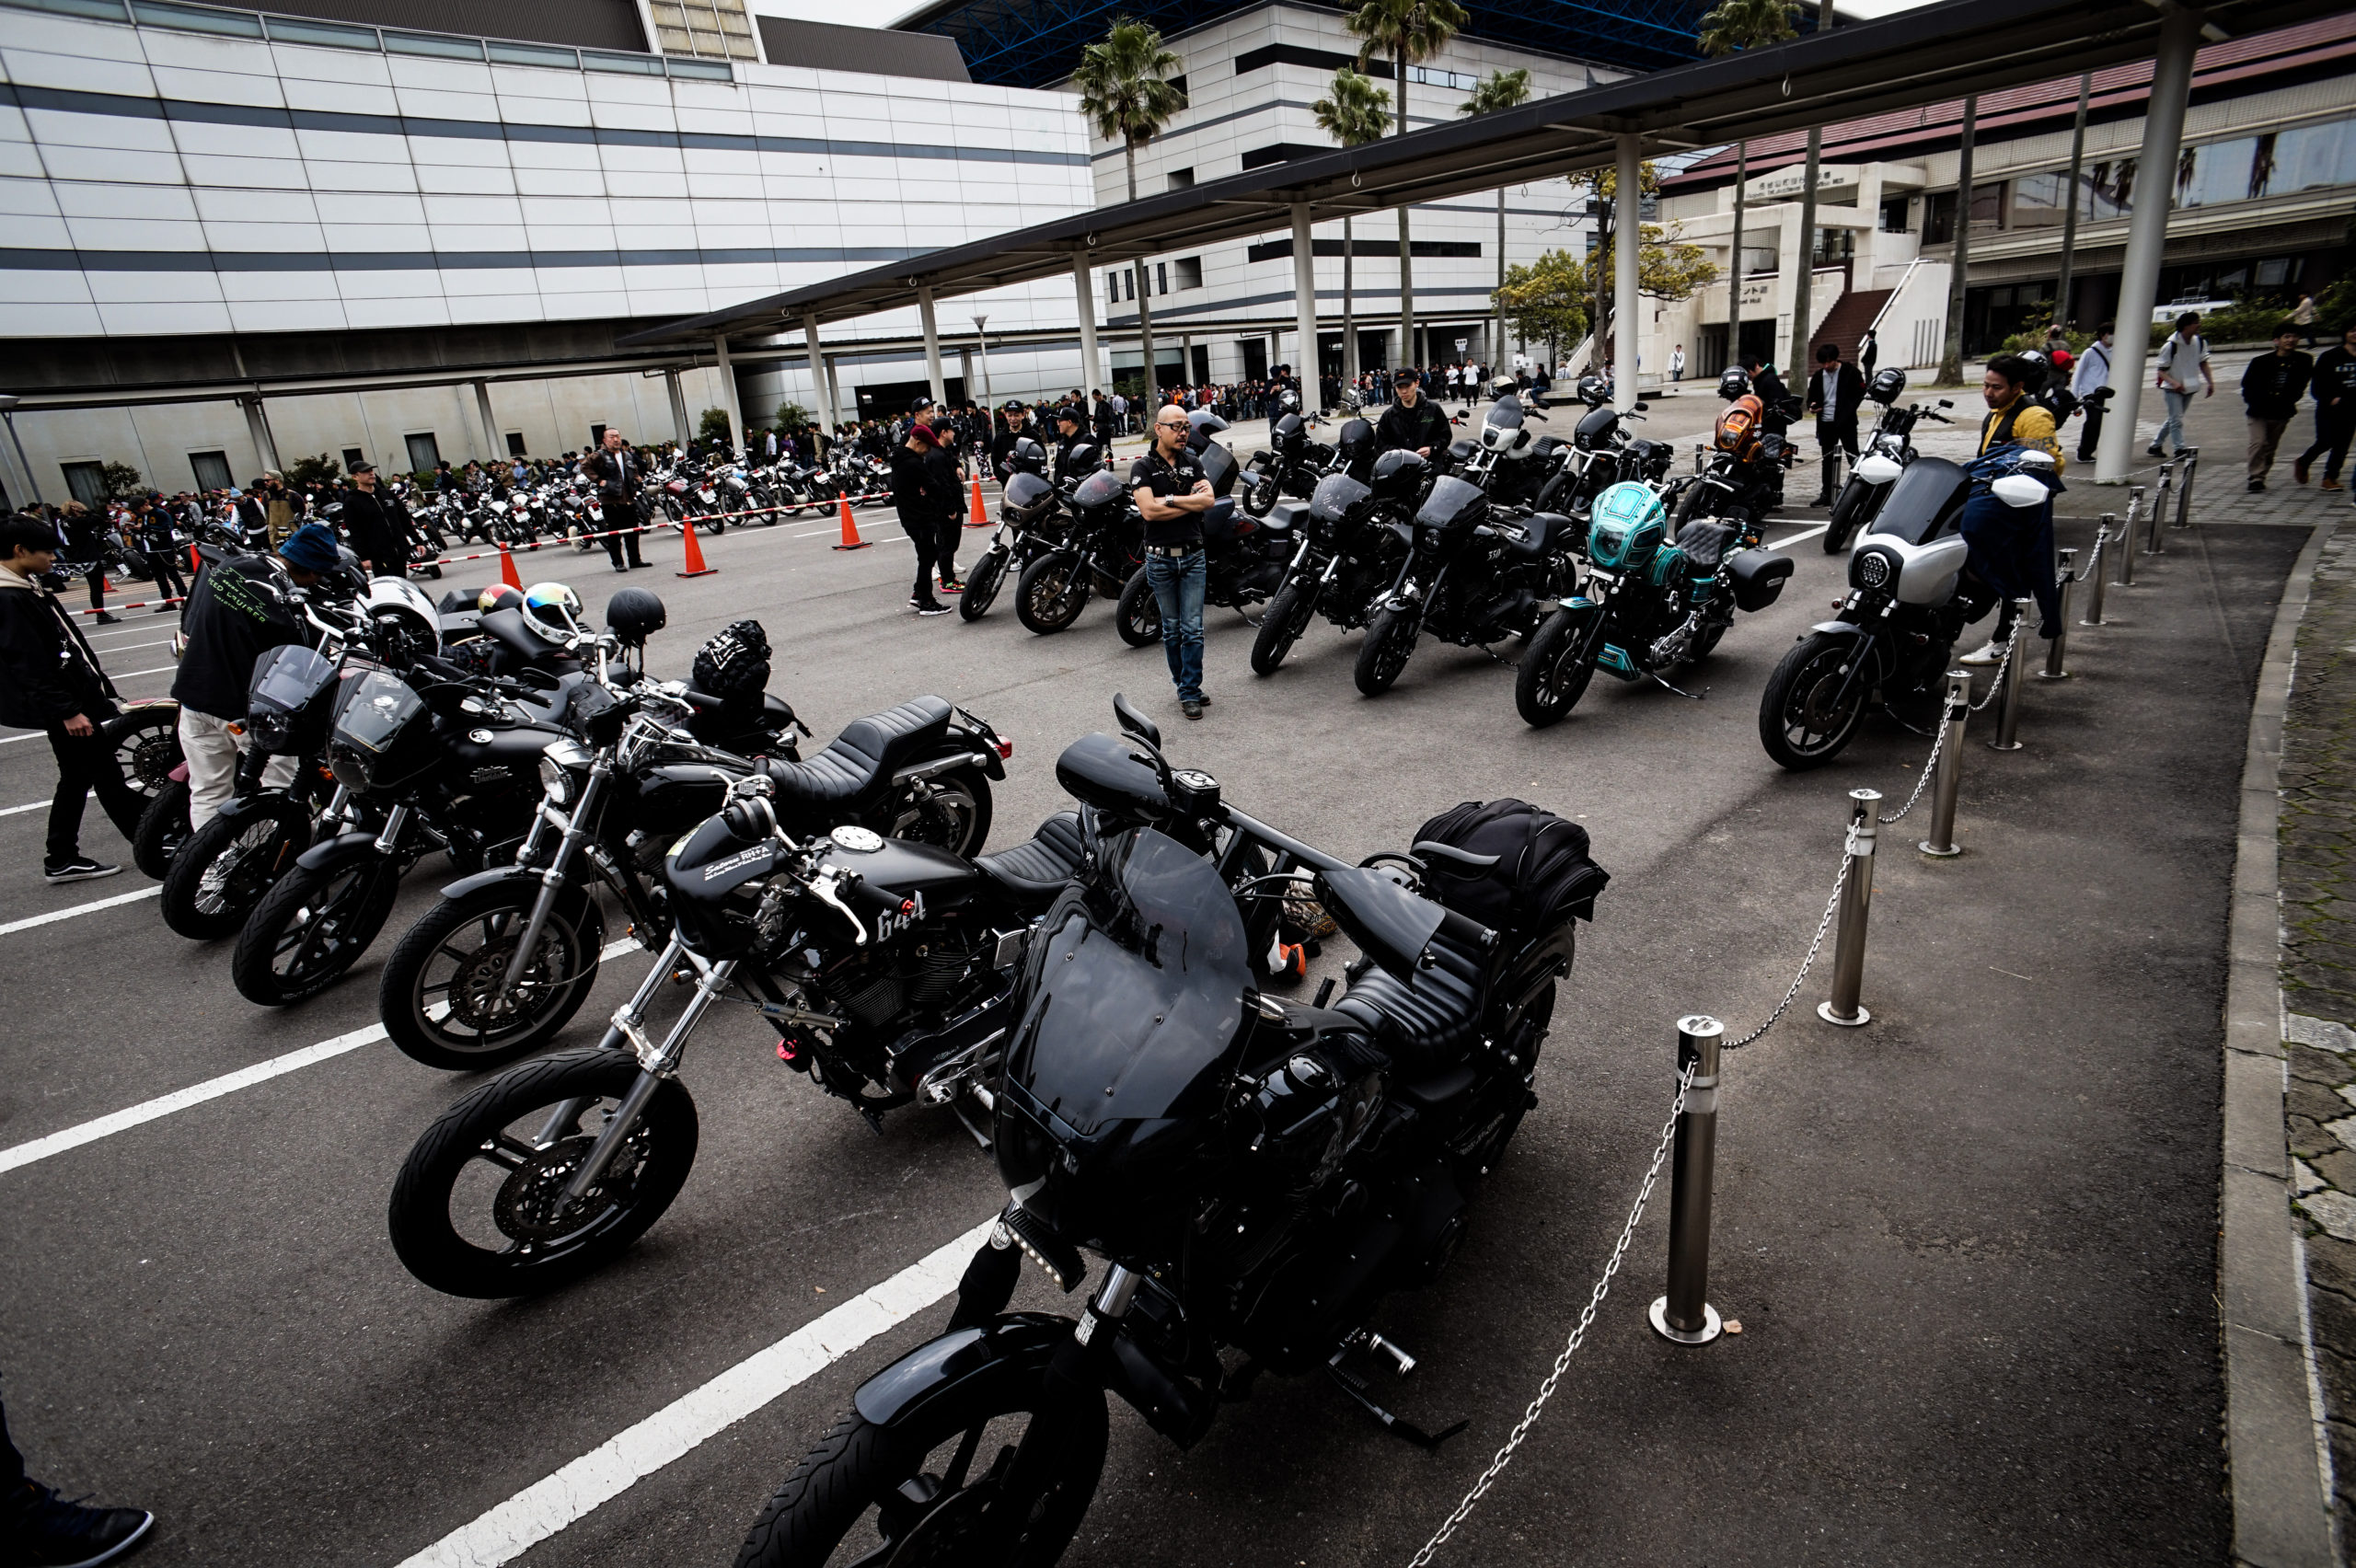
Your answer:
[0,391,2313,1567]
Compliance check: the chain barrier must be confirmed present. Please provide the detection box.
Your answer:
[1967,633,2016,713]
[1724,848,1852,1051]
[1875,714,1947,826]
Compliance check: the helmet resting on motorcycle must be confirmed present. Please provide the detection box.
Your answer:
[1586,481,1669,573]
[1866,365,1908,406]
[1369,448,1429,500]
[477,581,523,615]
[1009,436,1047,475]
[520,582,585,644]
[606,585,666,646]
[1716,366,1752,401]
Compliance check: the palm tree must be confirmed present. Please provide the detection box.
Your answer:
[1346,0,1468,369]
[1697,0,1796,372]
[1460,68,1530,379]
[1313,68,1392,387]
[1073,19,1186,397]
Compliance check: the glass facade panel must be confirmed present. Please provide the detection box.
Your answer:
[2010,170,2068,227]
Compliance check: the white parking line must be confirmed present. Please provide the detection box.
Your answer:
[108,665,178,679]
[0,883,159,936]
[1770,522,1831,549]
[0,732,46,745]
[0,938,642,1174]
[0,793,88,817]
[395,1216,996,1568]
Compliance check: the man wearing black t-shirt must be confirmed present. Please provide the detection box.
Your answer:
[1374,367,1449,461]
[1129,408,1217,719]
[2295,324,2356,490]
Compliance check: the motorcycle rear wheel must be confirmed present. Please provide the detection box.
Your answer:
[1760,629,1870,770]
[1243,473,1278,517]
[387,1047,698,1297]
[1013,555,1087,636]
[1514,605,1599,727]
[132,778,191,881]
[1251,578,1318,674]
[231,855,403,1005]
[1354,605,1420,697]
[160,793,311,940]
[733,1366,1106,1568]
[958,548,1008,621]
[1114,567,1161,647]
[888,765,992,858]
[380,882,605,1070]
[102,705,182,799]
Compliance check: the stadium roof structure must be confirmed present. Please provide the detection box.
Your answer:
[892,0,1724,89]
[622,0,2343,348]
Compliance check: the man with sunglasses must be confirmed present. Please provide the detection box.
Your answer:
[1129,409,1218,719]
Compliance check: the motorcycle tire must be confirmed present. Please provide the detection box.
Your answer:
[1014,553,1088,636]
[733,1367,1106,1568]
[1824,480,1871,554]
[1760,629,1870,771]
[131,778,191,881]
[1251,578,1317,675]
[380,881,606,1070]
[160,792,311,940]
[387,1046,699,1298]
[1514,605,1600,727]
[1353,605,1420,697]
[1243,472,1279,518]
[101,704,182,799]
[957,548,1009,622]
[230,854,403,1006]
[1114,566,1161,648]
[886,764,992,858]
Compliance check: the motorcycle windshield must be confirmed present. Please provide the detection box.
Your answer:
[1865,455,1970,545]
[1484,399,1525,440]
[1310,472,1371,522]
[330,665,424,757]
[248,643,338,717]
[1004,826,1249,1136]
[1415,474,1487,533]
[1071,470,1127,511]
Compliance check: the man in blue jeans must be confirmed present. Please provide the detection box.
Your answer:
[1129,408,1217,719]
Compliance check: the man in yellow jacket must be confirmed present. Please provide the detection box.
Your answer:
[1959,354,2063,664]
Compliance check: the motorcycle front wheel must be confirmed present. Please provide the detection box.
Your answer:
[230,855,403,1005]
[160,793,311,940]
[1242,472,1279,518]
[132,778,191,881]
[734,1367,1107,1568]
[1013,554,1088,636]
[380,882,605,1070]
[1354,605,1421,697]
[1114,566,1161,648]
[1824,478,1872,554]
[1760,629,1871,770]
[958,548,1008,622]
[387,1047,698,1297]
[102,705,182,799]
[1514,605,1600,727]
[1251,577,1318,674]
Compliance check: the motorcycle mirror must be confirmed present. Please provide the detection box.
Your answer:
[1633,402,1650,412]
[1937,398,1954,408]
[1990,474,2050,508]
[1111,691,1161,749]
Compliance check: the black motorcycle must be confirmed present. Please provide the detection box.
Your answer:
[1014,467,1142,636]
[959,439,1091,624]
[1113,414,1288,646]
[1247,447,1426,675]
[1353,475,1564,697]
[732,711,1608,1568]
[1240,407,1335,517]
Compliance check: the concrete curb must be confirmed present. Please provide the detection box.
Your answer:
[2223,518,2339,1568]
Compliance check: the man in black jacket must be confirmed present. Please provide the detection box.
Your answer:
[0,515,147,882]
[2293,323,2356,491]
[1804,342,1867,504]
[1374,367,1450,463]
[170,522,333,830]
[338,463,412,574]
[578,431,649,571]
[2242,322,2315,492]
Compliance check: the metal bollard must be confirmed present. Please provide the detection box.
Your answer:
[1818,790,1880,1028]
[2082,515,2113,625]
[1921,670,1970,858]
[2147,460,2173,555]
[2117,490,2142,587]
[2174,446,2198,529]
[1649,1014,1724,1346]
[2039,548,2075,679]
[1989,597,2033,751]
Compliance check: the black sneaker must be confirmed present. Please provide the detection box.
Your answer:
[11,1482,156,1566]
[92,611,120,625]
[1181,699,1203,720]
[2249,479,2267,492]
[910,598,951,617]
[43,856,123,885]
[1195,692,1213,706]
[2145,444,2165,457]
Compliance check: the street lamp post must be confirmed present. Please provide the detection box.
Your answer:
[973,315,992,403]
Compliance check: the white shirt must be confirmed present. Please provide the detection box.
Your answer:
[2071,341,2114,398]
[1669,349,1686,372]
[2156,334,2209,393]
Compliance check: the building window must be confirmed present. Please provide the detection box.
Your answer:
[1157,262,1168,294]
[1879,194,1910,234]
[2008,170,2069,228]
[1173,257,1203,290]
[2257,258,2292,288]
[405,432,441,474]
[1740,245,1778,275]
[341,447,365,473]
[1812,229,1854,264]
[1167,167,1194,192]
[1922,183,2001,245]
[505,432,527,457]
[1406,64,1479,91]
[61,462,107,510]
[189,450,231,491]
[589,424,608,448]
[648,0,759,61]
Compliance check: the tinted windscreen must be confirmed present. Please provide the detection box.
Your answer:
[1311,472,1372,521]
[1005,826,1247,1135]
[1416,474,1486,530]
[248,644,337,716]
[331,666,424,756]
[1484,398,1524,432]
[1867,456,1971,545]
[1072,470,1126,510]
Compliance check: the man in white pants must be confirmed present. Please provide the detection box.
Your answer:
[170,523,338,827]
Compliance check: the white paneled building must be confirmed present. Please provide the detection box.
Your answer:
[0,0,1094,505]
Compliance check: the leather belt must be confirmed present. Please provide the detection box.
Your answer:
[1145,543,1201,558]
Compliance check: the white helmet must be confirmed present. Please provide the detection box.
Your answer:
[520,582,585,644]
[364,576,440,665]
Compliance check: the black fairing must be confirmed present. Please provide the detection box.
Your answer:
[1001,471,1056,522]
[1199,442,1238,497]
[1866,456,1971,545]
[1337,419,1374,463]
[661,814,782,957]
[1309,472,1372,524]
[1071,469,1127,513]
[1415,475,1488,534]
[1052,732,1173,824]
[1273,413,1305,453]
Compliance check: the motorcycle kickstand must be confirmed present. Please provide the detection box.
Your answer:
[1647,670,1708,700]
[1322,1361,1468,1452]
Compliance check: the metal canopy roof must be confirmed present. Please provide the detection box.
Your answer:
[621,0,2338,348]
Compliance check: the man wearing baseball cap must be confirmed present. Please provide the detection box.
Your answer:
[338,461,411,577]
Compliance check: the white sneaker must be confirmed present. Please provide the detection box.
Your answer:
[1958,638,2008,666]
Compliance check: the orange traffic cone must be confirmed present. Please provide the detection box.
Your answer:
[188,545,201,575]
[966,476,988,528]
[676,518,718,578]
[832,496,870,551]
[498,540,524,590]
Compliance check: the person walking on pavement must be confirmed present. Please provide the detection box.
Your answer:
[1669,344,1686,382]
[1859,329,1878,378]
[579,430,650,572]
[1805,342,1865,505]
[337,463,412,577]
[2294,324,2356,491]
[891,424,950,617]
[1131,407,1217,719]
[2151,312,2212,457]
[2242,322,2314,492]
[57,502,114,622]
[171,523,337,831]
[1958,354,2066,666]
[126,495,186,613]
[2294,292,2318,347]
[0,516,148,883]
[2071,321,2117,463]
[922,414,964,595]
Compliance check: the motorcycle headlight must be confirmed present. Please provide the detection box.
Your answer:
[538,738,592,805]
[1851,546,1897,593]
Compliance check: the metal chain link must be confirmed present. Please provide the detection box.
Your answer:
[1877,709,1947,826]
[1967,632,2016,713]
[1723,847,1850,1051]
[1403,1057,1696,1568]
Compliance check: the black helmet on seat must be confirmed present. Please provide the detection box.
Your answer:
[1866,366,1908,405]
[1716,366,1751,401]
[606,585,666,647]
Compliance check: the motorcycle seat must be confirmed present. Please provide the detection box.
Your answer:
[756,695,953,809]
[971,811,1087,901]
[1333,932,1484,1072]
[1675,519,1738,572]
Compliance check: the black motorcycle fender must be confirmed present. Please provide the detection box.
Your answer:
[439,864,534,901]
[853,1313,1072,1433]
[433,865,606,942]
[294,829,379,874]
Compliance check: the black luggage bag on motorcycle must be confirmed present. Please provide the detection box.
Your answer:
[1412,798,1610,932]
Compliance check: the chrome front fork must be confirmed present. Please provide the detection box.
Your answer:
[497,766,606,1004]
[560,948,735,1206]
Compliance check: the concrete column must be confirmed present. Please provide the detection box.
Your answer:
[472,379,500,462]
[711,334,745,450]
[1181,331,1193,386]
[240,393,281,473]
[1072,255,1104,394]
[917,286,946,407]
[1789,127,1821,373]
[1614,134,1642,410]
[2096,8,2201,484]
[824,356,841,430]
[1291,202,1319,409]
[1135,259,1157,403]
[803,314,837,431]
[664,368,692,447]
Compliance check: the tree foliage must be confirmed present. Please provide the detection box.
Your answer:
[283,453,341,488]
[1073,19,1185,200]
[1496,227,1718,342]
[1696,0,1799,54]
[1311,68,1392,148]
[698,407,733,444]
[1457,66,1530,118]
[772,400,811,431]
[1345,0,1468,133]
[98,460,144,501]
